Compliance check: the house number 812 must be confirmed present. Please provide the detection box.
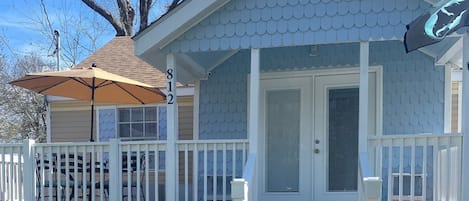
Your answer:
[166,69,175,104]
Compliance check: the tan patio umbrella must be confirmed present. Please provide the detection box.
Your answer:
[9,66,166,141]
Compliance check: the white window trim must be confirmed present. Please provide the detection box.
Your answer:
[117,104,165,140]
[96,104,166,142]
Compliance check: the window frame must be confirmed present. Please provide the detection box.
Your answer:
[117,104,163,141]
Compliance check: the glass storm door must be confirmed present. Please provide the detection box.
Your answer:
[313,73,376,201]
[259,77,312,201]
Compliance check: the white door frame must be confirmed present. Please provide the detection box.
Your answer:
[257,67,383,201]
[258,76,312,201]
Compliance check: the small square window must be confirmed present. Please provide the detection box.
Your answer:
[118,107,159,139]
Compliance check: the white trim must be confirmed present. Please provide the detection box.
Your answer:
[46,96,75,102]
[461,34,469,201]
[166,53,178,201]
[359,42,369,153]
[193,80,200,140]
[459,81,462,132]
[375,67,384,136]
[46,103,51,143]
[249,48,260,154]
[160,87,194,96]
[452,70,462,82]
[249,48,260,201]
[444,64,452,133]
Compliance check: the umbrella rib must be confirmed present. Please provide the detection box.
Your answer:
[95,80,113,88]
[72,77,92,88]
[113,81,145,104]
[137,85,166,97]
[37,79,71,93]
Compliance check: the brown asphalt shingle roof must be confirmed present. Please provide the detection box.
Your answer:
[75,36,169,88]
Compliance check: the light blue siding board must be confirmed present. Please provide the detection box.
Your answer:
[198,41,443,140]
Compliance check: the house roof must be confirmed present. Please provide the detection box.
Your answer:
[75,36,169,88]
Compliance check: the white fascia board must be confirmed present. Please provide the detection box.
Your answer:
[134,0,231,56]
[160,87,194,96]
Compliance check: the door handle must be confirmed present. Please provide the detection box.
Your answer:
[314,149,320,154]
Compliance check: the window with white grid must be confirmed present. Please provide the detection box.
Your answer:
[118,106,158,140]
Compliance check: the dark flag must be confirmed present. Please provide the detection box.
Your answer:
[404,0,469,53]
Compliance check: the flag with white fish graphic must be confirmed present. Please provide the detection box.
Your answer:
[404,0,469,53]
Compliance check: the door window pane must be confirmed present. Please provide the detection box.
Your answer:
[266,89,300,192]
[328,88,359,192]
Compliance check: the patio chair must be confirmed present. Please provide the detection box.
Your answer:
[59,154,109,201]
[121,153,146,200]
[35,155,71,201]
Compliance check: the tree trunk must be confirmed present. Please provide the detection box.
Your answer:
[81,0,132,36]
[139,0,152,32]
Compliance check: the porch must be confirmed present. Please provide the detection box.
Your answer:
[0,132,464,201]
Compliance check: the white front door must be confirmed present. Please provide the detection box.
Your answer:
[259,77,312,201]
[258,70,379,201]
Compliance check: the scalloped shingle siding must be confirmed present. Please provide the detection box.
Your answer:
[166,0,430,53]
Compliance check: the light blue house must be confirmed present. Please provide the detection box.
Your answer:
[133,0,469,201]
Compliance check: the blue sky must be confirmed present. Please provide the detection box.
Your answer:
[0,0,170,68]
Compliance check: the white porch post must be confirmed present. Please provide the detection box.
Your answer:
[166,53,178,201]
[249,48,260,154]
[22,139,35,201]
[359,42,369,154]
[461,33,469,201]
[249,48,260,200]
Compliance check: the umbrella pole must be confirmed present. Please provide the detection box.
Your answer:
[90,77,96,142]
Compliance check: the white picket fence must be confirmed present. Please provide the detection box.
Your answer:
[368,133,463,201]
[0,139,249,201]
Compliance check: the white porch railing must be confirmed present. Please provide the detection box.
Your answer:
[0,139,249,201]
[359,152,382,201]
[0,144,24,201]
[176,140,249,201]
[231,153,256,201]
[368,133,463,201]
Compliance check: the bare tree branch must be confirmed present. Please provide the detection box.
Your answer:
[81,0,127,36]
